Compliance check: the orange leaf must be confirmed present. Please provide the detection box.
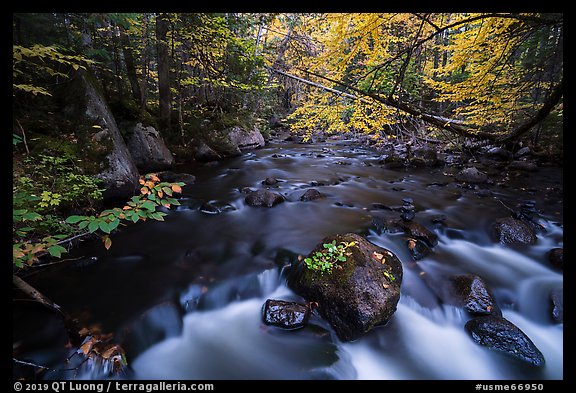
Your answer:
[80,339,96,356]
[372,251,383,261]
[78,327,90,337]
[158,190,163,198]
[149,174,160,182]
[145,181,155,189]
[101,345,121,360]
[171,184,182,194]
[103,236,112,250]
[163,203,170,208]
[140,187,149,195]
[31,244,45,254]
[408,239,416,250]
[139,179,146,185]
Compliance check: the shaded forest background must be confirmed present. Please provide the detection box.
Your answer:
[13,12,563,268]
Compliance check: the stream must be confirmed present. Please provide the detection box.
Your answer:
[15,138,563,380]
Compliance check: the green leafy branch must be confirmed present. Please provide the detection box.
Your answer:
[13,173,185,268]
[65,173,184,250]
[304,240,357,274]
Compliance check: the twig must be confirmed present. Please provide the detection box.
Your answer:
[57,231,91,246]
[16,119,30,154]
[13,275,63,315]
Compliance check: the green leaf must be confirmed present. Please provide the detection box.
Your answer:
[66,215,87,224]
[108,218,120,231]
[48,245,67,258]
[98,221,111,233]
[141,201,156,211]
[88,221,99,233]
[22,212,42,221]
[79,220,89,230]
[131,214,139,223]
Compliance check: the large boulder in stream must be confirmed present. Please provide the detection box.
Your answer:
[245,189,285,208]
[126,123,174,172]
[58,71,139,201]
[465,316,545,367]
[492,217,537,245]
[288,233,403,342]
[228,125,265,151]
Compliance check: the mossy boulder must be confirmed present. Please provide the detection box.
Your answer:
[57,70,139,202]
[288,233,403,342]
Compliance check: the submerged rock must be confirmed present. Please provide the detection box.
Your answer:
[262,299,311,330]
[455,167,488,183]
[300,189,324,201]
[245,189,285,208]
[465,316,545,367]
[507,161,538,172]
[288,233,402,342]
[406,238,430,260]
[394,220,439,247]
[492,217,537,245]
[442,274,501,316]
[262,177,279,185]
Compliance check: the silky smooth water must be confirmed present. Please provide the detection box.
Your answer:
[21,139,563,380]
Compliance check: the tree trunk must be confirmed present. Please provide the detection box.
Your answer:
[119,27,142,105]
[156,13,171,131]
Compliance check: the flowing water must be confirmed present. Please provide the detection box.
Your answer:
[16,139,563,380]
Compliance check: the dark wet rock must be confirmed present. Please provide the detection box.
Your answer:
[475,189,492,198]
[508,161,538,172]
[465,316,545,367]
[126,123,174,172]
[288,233,403,342]
[548,248,563,270]
[157,171,196,186]
[407,238,430,261]
[394,220,438,247]
[514,146,531,158]
[262,299,311,330]
[240,187,255,194]
[194,141,221,162]
[411,146,439,166]
[549,288,563,323]
[199,202,220,214]
[381,154,406,169]
[300,189,324,201]
[371,203,394,211]
[245,189,285,208]
[400,198,415,222]
[455,167,488,183]
[262,177,279,185]
[431,214,447,224]
[442,274,501,316]
[486,147,513,161]
[492,217,537,245]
